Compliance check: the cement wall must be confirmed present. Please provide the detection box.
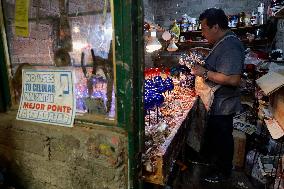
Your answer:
[1,1,128,188]
[276,19,284,51]
[144,0,284,65]
[150,0,269,28]
[0,112,128,189]
[144,0,155,23]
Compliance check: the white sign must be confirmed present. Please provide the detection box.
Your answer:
[17,70,76,127]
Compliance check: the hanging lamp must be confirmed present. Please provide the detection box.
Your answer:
[146,29,162,53]
[167,39,178,52]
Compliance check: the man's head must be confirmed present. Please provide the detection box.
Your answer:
[199,8,229,44]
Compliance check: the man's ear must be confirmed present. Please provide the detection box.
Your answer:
[213,24,219,32]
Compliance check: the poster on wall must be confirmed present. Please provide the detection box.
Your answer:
[16,70,76,127]
[15,0,30,37]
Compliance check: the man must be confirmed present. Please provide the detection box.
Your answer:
[191,8,245,183]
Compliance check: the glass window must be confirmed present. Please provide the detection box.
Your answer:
[2,0,116,123]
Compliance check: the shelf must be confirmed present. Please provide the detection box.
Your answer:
[177,38,268,50]
[177,41,210,49]
[231,25,265,30]
[178,40,208,44]
[180,30,202,34]
[179,25,267,45]
[241,38,269,47]
[180,25,265,33]
[274,6,284,18]
[267,59,284,63]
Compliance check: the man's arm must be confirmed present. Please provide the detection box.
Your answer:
[191,64,241,86]
[207,70,241,86]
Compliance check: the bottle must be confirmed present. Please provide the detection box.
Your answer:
[188,23,193,31]
[238,12,246,27]
[250,11,257,25]
[271,0,277,7]
[198,22,202,30]
[257,3,265,25]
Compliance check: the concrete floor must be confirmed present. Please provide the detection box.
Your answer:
[171,163,261,189]
[144,144,267,189]
[144,162,264,189]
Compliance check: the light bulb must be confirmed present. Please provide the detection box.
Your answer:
[146,30,162,53]
[167,40,178,52]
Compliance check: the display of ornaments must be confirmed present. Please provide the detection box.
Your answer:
[144,72,175,112]
[143,81,196,173]
[162,30,172,41]
[179,51,206,68]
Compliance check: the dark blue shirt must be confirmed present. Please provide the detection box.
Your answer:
[205,31,245,115]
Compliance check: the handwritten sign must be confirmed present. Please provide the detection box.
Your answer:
[17,70,76,127]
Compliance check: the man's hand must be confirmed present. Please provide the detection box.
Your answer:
[191,64,206,77]
[191,65,241,86]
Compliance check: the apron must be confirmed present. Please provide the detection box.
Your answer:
[195,34,238,113]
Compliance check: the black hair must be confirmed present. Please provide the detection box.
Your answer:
[199,8,229,30]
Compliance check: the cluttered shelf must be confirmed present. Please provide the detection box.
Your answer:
[177,38,269,50]
[177,24,268,50]
[180,25,265,33]
[241,38,270,48]
[180,25,266,39]
[274,6,284,18]
[177,41,210,49]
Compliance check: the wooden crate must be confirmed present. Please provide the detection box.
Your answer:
[233,129,246,168]
[271,87,284,130]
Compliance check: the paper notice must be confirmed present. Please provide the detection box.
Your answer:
[16,70,76,127]
[264,118,284,139]
[15,0,30,37]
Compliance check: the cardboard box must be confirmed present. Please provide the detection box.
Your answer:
[251,155,277,184]
[271,87,284,130]
[256,70,284,139]
[233,129,246,168]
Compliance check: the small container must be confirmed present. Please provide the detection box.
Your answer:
[179,36,185,42]
[258,3,265,14]
[251,11,257,25]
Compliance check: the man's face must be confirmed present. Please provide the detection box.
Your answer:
[201,19,218,44]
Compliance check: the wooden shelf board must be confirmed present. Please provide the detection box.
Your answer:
[275,6,284,18]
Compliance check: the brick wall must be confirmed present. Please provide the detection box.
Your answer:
[0,112,128,189]
[3,0,112,66]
